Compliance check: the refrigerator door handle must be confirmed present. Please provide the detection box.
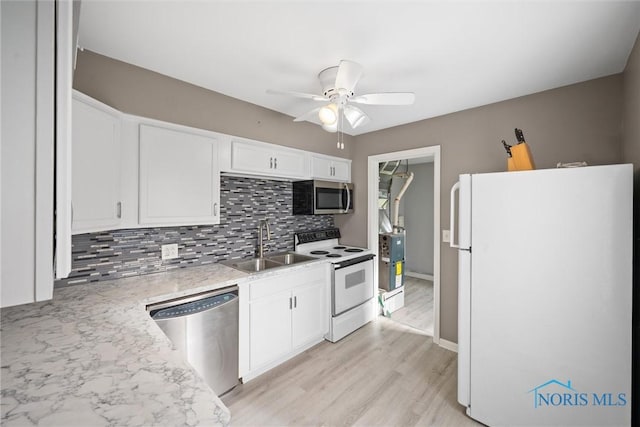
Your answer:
[450,181,460,248]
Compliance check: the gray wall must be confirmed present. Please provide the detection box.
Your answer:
[336,75,624,342]
[404,162,434,276]
[73,50,355,158]
[385,161,435,276]
[73,49,626,344]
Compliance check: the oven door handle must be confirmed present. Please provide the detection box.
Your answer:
[333,254,375,270]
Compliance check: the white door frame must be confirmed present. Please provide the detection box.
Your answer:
[367,145,441,344]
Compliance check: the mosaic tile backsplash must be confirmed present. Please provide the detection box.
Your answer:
[55,176,334,287]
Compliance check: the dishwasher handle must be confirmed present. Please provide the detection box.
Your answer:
[148,286,238,320]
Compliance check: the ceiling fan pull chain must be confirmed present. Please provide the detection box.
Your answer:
[341,112,345,149]
[337,110,344,150]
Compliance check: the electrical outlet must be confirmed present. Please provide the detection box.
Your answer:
[161,244,179,260]
[442,230,450,243]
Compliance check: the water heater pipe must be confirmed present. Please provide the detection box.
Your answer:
[392,172,414,232]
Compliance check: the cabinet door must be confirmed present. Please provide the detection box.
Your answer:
[249,290,292,370]
[331,159,351,181]
[72,98,121,233]
[231,140,306,178]
[311,156,333,180]
[292,279,328,349]
[311,155,351,182]
[271,147,307,177]
[139,124,220,225]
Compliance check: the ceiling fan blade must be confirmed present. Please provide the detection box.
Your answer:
[334,60,363,93]
[266,89,328,102]
[293,107,322,122]
[342,104,370,129]
[350,92,416,105]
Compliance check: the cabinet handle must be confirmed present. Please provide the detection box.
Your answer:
[117,202,122,219]
[71,202,74,224]
[289,297,292,310]
[270,157,273,169]
[213,202,218,216]
[294,296,297,308]
[274,158,277,169]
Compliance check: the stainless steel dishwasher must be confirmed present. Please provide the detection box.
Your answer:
[148,285,239,395]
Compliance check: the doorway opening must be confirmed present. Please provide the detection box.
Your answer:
[367,146,441,343]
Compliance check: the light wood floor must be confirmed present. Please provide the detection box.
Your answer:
[222,317,481,426]
[388,277,434,335]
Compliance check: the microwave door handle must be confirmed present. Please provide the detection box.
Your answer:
[344,183,351,213]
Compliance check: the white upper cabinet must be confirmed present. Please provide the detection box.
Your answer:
[70,90,355,235]
[311,154,351,182]
[139,124,220,226]
[72,95,122,234]
[224,138,308,179]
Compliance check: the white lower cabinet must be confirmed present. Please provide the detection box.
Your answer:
[248,289,293,369]
[239,263,329,381]
[291,280,328,348]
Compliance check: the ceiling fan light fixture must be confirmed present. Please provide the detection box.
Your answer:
[321,121,338,133]
[343,106,368,129]
[268,60,415,136]
[318,103,338,125]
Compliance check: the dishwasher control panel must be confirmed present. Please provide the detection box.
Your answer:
[150,290,237,319]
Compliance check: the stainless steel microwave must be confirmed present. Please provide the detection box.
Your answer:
[292,180,353,215]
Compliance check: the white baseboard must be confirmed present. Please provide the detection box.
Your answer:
[406,271,434,281]
[439,338,458,353]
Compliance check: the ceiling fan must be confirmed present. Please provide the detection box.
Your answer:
[267,60,415,133]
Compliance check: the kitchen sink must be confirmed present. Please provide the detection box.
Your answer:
[266,253,315,265]
[231,258,282,272]
[222,252,316,273]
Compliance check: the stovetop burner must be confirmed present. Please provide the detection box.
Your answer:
[295,228,372,262]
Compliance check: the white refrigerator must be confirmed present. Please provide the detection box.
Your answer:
[450,164,633,426]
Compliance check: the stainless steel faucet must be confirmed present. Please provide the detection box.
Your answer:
[258,219,271,258]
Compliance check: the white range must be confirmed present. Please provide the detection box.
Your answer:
[294,228,375,342]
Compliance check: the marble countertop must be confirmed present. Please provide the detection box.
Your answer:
[0,263,250,427]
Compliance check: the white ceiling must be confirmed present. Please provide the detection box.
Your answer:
[78,1,640,136]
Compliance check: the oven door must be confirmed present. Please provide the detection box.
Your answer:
[314,181,353,214]
[332,254,374,316]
